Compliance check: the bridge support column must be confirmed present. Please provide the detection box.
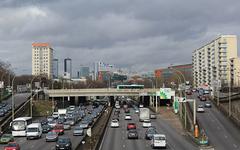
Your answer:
[109,96,114,107]
[75,96,79,106]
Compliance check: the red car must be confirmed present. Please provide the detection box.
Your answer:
[4,142,20,150]
[127,123,136,130]
[52,124,64,135]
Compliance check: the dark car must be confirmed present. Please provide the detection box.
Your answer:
[128,129,138,139]
[41,119,48,126]
[56,137,72,150]
[42,124,52,133]
[0,109,5,117]
[145,127,158,140]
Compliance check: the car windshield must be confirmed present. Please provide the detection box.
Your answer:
[27,128,38,132]
[58,138,69,144]
[2,134,11,138]
[47,132,57,136]
[75,127,82,130]
[12,121,25,131]
[155,136,166,140]
[7,143,17,147]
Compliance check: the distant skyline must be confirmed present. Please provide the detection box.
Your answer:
[0,0,240,75]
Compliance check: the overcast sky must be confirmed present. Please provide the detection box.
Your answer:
[0,0,240,76]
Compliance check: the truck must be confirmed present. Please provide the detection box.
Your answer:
[58,109,67,118]
[139,108,150,122]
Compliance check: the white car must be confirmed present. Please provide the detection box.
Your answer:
[197,105,205,113]
[143,119,151,128]
[115,105,120,109]
[125,115,132,120]
[135,109,139,113]
[151,134,167,148]
[52,112,59,119]
[111,119,119,128]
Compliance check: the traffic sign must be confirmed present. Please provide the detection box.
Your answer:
[173,97,179,113]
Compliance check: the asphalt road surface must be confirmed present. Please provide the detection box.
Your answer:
[100,108,198,150]
[189,92,240,150]
[0,93,30,121]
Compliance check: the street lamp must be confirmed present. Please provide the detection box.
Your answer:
[11,75,16,120]
[30,75,40,117]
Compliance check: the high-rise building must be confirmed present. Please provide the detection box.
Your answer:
[64,58,72,79]
[192,35,240,87]
[32,43,53,79]
[52,59,58,79]
[79,66,90,78]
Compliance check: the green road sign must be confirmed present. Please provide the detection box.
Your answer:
[173,97,179,113]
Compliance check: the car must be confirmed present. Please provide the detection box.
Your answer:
[197,105,205,113]
[127,123,136,130]
[4,142,20,150]
[143,119,151,128]
[199,95,207,101]
[0,134,14,144]
[52,112,59,119]
[145,127,158,140]
[41,119,48,126]
[127,129,138,139]
[125,115,131,120]
[26,123,43,140]
[150,114,157,119]
[151,134,167,148]
[79,121,89,129]
[48,120,57,128]
[186,90,192,95]
[57,117,66,124]
[0,109,5,117]
[135,109,139,114]
[46,131,58,142]
[139,104,144,108]
[124,108,130,113]
[205,102,212,108]
[47,116,54,122]
[111,119,119,128]
[63,123,71,130]
[42,124,52,133]
[73,127,84,136]
[52,124,64,135]
[56,137,72,150]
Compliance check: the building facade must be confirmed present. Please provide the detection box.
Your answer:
[155,64,193,86]
[79,66,90,78]
[64,58,72,79]
[192,35,239,87]
[52,59,58,79]
[32,43,53,79]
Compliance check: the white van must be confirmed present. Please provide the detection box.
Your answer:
[151,134,167,148]
[26,123,42,140]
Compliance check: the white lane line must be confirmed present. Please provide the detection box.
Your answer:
[224,135,228,139]
[233,144,238,148]
[123,144,126,148]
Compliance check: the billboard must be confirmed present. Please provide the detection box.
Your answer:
[156,88,173,99]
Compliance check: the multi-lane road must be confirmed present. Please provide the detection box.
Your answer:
[100,107,198,150]
[188,92,240,150]
[0,93,30,121]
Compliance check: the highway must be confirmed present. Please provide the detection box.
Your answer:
[189,92,240,150]
[0,93,30,121]
[100,107,198,150]
[0,104,106,150]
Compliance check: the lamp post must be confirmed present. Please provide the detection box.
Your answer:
[30,76,40,117]
[11,75,16,120]
[169,66,188,129]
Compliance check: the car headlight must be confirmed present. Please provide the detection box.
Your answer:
[56,145,59,147]
[66,144,69,146]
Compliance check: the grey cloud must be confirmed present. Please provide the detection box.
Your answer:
[0,0,240,75]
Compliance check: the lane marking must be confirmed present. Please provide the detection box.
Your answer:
[224,135,228,139]
[233,144,238,148]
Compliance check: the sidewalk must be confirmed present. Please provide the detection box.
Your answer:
[150,106,186,135]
